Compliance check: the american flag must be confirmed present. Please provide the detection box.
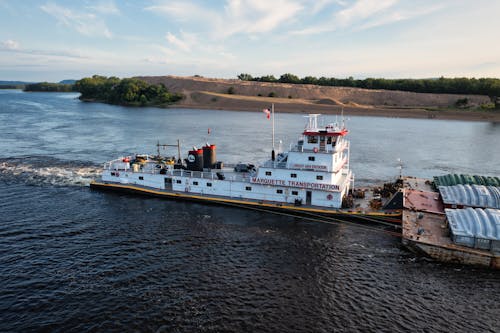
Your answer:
[262,108,271,119]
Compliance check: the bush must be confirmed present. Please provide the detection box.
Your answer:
[455,98,469,108]
[268,92,276,97]
[227,86,235,94]
[74,75,183,106]
[480,102,495,109]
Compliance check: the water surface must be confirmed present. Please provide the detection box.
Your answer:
[0,90,498,332]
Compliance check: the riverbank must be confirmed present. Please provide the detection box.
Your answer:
[171,91,500,122]
[137,75,500,122]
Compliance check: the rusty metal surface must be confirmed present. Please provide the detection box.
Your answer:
[403,189,444,214]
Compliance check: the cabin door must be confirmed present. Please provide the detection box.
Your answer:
[320,136,326,151]
[306,191,312,205]
[164,177,172,190]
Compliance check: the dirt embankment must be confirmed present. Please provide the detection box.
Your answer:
[137,75,499,121]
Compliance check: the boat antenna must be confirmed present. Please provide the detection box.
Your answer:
[272,103,275,162]
[155,140,182,163]
[397,158,403,179]
[341,107,345,129]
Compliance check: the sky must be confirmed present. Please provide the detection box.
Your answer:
[1,0,499,82]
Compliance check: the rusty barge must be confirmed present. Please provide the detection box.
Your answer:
[401,176,500,269]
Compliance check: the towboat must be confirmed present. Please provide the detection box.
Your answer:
[90,114,402,223]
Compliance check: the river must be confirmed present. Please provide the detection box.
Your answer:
[0,90,498,332]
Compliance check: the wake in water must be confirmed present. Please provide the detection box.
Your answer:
[0,156,101,187]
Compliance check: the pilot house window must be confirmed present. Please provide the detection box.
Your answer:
[292,191,299,195]
[291,173,297,178]
[265,171,272,176]
[316,175,323,180]
[307,136,318,144]
[308,156,315,161]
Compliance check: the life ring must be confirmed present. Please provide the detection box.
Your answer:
[313,147,318,153]
[327,194,333,200]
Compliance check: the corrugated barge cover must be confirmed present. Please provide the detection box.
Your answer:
[433,174,500,187]
[439,185,500,209]
[445,208,500,252]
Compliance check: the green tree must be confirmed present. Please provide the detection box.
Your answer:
[279,73,300,84]
[237,73,253,81]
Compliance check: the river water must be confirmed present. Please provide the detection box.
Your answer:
[0,90,499,332]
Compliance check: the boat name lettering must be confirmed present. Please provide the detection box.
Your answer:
[291,164,327,170]
[251,177,339,191]
[251,177,286,186]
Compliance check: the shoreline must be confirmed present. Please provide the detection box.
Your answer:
[171,92,500,122]
[174,103,500,122]
[36,90,500,122]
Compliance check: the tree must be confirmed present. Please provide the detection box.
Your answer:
[279,73,300,84]
[237,73,253,81]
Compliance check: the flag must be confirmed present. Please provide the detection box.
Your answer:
[263,108,271,119]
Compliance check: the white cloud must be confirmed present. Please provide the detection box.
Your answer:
[40,2,113,38]
[165,32,192,52]
[147,0,303,38]
[145,1,213,23]
[86,0,120,15]
[335,0,398,27]
[2,39,20,50]
[291,0,399,35]
[356,4,444,31]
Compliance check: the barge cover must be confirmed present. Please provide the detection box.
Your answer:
[446,208,500,253]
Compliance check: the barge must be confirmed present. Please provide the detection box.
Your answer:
[91,113,401,223]
[401,176,500,269]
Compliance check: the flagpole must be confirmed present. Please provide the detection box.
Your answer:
[271,103,275,162]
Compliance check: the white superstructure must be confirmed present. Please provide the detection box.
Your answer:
[100,114,353,209]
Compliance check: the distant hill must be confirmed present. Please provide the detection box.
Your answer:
[59,79,76,85]
[0,80,34,86]
[137,75,492,109]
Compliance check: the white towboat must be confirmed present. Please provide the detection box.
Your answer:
[91,113,401,221]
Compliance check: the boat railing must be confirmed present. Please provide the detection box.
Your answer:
[172,169,253,182]
[291,144,342,154]
[261,160,288,169]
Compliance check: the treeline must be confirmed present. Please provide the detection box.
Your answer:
[237,73,500,97]
[24,82,74,92]
[0,84,24,89]
[74,75,183,106]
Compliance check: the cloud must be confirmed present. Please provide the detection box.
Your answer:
[40,2,113,38]
[144,0,209,22]
[86,0,120,15]
[147,0,303,38]
[165,32,192,52]
[335,0,398,27]
[0,43,88,59]
[356,4,444,31]
[2,39,20,50]
[291,0,399,35]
